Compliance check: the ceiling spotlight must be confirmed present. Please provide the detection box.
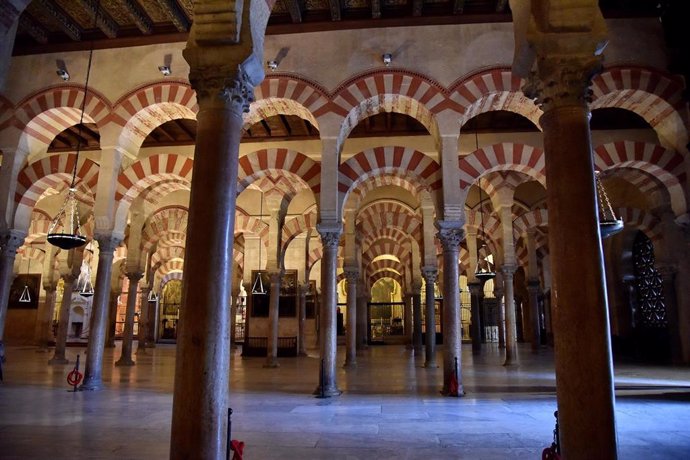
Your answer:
[267,60,278,71]
[382,53,392,67]
[158,65,171,76]
[56,68,70,81]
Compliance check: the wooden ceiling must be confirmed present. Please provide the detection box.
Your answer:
[14,0,659,55]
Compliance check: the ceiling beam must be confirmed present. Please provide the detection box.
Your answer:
[412,0,423,17]
[279,115,292,135]
[18,14,48,44]
[328,0,341,21]
[156,123,177,142]
[119,0,154,34]
[284,0,303,24]
[495,0,508,13]
[155,0,191,32]
[371,0,381,19]
[36,0,81,41]
[453,0,466,14]
[77,0,119,38]
[176,120,195,140]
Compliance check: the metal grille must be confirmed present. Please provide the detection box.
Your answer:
[633,231,667,328]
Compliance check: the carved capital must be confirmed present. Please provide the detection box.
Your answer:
[436,227,465,252]
[187,64,255,114]
[95,234,123,255]
[421,267,438,284]
[317,223,342,249]
[467,281,483,296]
[126,272,144,282]
[527,278,541,293]
[268,270,283,284]
[524,56,602,113]
[0,230,26,258]
[344,269,359,284]
[502,264,517,277]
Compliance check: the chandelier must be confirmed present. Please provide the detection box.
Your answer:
[596,171,623,239]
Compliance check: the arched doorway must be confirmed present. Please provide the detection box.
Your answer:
[368,278,405,344]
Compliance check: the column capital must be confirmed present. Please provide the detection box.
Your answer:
[467,281,483,296]
[185,60,255,113]
[502,264,517,277]
[317,223,342,249]
[436,220,465,252]
[268,270,283,283]
[524,55,602,113]
[527,278,541,291]
[95,234,123,254]
[343,268,359,283]
[421,266,438,283]
[63,272,79,284]
[1,229,26,257]
[125,272,144,282]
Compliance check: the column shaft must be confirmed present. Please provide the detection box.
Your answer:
[542,103,617,459]
[81,236,120,390]
[412,288,423,353]
[503,266,517,365]
[105,291,119,348]
[356,283,368,351]
[264,271,281,368]
[35,287,56,350]
[0,231,24,342]
[468,282,483,355]
[137,287,149,354]
[404,292,413,347]
[343,270,357,368]
[298,283,307,356]
[49,275,77,364]
[116,273,142,366]
[528,280,542,352]
[422,268,437,368]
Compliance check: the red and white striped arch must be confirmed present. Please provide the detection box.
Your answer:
[25,210,53,244]
[141,207,188,253]
[512,209,549,239]
[156,258,184,276]
[594,141,687,217]
[234,211,269,239]
[244,98,320,132]
[18,245,46,263]
[160,271,184,290]
[362,227,413,252]
[459,143,546,190]
[112,81,197,155]
[238,148,321,197]
[450,68,542,129]
[362,241,411,269]
[15,86,110,155]
[307,245,323,276]
[478,170,536,204]
[281,212,317,253]
[14,154,100,230]
[465,209,501,252]
[357,203,423,245]
[591,67,688,149]
[152,245,185,268]
[254,74,330,118]
[339,146,441,209]
[616,207,662,243]
[369,270,404,289]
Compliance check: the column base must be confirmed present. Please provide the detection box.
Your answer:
[35,347,50,353]
[298,351,309,357]
[313,385,342,398]
[503,360,518,367]
[105,342,115,348]
[343,359,357,369]
[79,379,104,391]
[115,357,135,366]
[424,361,438,368]
[441,386,466,397]
[48,356,68,365]
[263,358,279,368]
[135,345,147,355]
[145,342,156,348]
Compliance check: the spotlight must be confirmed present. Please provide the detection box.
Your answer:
[56,68,70,81]
[267,60,278,71]
[382,53,392,67]
[158,65,171,76]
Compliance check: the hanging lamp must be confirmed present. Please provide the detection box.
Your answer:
[596,171,624,239]
[472,123,496,282]
[47,2,102,250]
[77,241,94,297]
[19,252,32,303]
[148,289,159,302]
[251,191,267,295]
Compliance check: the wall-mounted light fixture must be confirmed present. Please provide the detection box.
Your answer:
[158,65,171,76]
[267,60,278,71]
[382,53,392,67]
[56,68,70,81]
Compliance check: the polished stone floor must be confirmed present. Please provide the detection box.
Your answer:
[1,343,689,459]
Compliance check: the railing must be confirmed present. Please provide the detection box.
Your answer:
[242,336,298,357]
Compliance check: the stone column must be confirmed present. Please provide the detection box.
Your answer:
[404,290,413,347]
[80,235,121,390]
[35,284,57,351]
[356,280,368,351]
[468,281,483,355]
[0,230,25,343]
[264,270,282,368]
[528,58,618,457]
[437,222,464,396]
[48,273,77,364]
[502,265,518,366]
[169,53,255,457]
[137,285,149,354]
[657,265,683,363]
[527,279,542,352]
[422,266,438,368]
[314,225,341,396]
[146,295,157,347]
[343,268,358,368]
[105,290,120,348]
[412,281,423,353]
[116,272,142,366]
[494,276,505,348]
[298,282,308,356]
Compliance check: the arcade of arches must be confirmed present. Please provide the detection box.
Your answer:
[0,1,689,459]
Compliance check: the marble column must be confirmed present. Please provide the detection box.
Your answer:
[0,230,25,343]
[356,280,368,351]
[531,58,618,457]
[137,285,149,354]
[494,279,505,348]
[527,279,542,352]
[468,281,483,355]
[314,225,341,396]
[502,265,518,366]
[48,274,77,365]
[105,290,119,348]
[422,266,438,368]
[80,235,121,390]
[412,281,423,353]
[116,272,142,366]
[437,222,464,396]
[264,270,282,368]
[298,282,308,356]
[343,268,358,368]
[35,285,57,351]
[404,291,413,348]
[146,296,157,347]
[169,61,253,457]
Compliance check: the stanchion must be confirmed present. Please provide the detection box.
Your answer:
[315,358,326,398]
[66,354,83,391]
[226,407,244,460]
